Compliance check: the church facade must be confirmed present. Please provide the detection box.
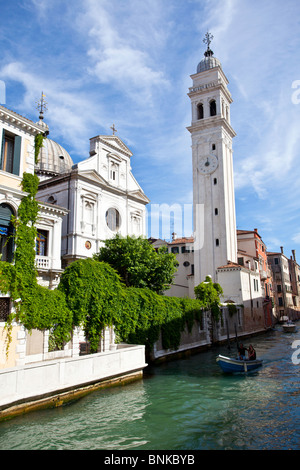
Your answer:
[36,131,149,267]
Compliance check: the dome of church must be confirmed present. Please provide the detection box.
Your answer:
[35,137,73,177]
[197,54,221,73]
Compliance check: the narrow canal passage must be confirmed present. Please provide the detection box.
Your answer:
[0,327,299,450]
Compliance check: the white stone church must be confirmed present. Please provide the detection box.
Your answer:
[36,123,149,267]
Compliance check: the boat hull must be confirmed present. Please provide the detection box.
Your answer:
[216,355,263,373]
[282,323,296,333]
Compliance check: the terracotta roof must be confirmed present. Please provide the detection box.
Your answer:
[217,261,242,269]
[169,237,194,244]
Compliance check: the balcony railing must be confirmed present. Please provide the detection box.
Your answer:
[35,256,50,269]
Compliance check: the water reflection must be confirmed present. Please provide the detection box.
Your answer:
[0,327,299,450]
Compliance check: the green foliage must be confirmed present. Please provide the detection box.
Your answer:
[17,286,72,349]
[115,287,204,352]
[11,172,40,289]
[194,275,223,322]
[94,234,178,293]
[227,302,237,317]
[0,155,72,351]
[59,259,205,354]
[34,134,45,165]
[59,259,123,352]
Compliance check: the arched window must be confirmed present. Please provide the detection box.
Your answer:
[210,99,217,116]
[0,203,15,262]
[197,103,204,120]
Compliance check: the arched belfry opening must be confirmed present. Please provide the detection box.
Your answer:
[210,99,216,116]
[197,103,204,120]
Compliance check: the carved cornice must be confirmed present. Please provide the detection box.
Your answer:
[0,105,46,135]
[187,116,236,139]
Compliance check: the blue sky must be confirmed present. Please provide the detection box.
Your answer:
[1,0,300,259]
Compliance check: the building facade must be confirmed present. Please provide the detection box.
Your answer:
[237,229,274,327]
[36,133,149,267]
[0,105,67,368]
[268,248,300,321]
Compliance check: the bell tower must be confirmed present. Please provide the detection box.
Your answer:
[187,33,237,285]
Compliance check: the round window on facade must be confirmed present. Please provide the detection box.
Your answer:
[183,261,190,267]
[105,208,121,232]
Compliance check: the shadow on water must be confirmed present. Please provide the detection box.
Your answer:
[0,326,299,450]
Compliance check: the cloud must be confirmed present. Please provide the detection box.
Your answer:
[0,61,105,158]
[292,232,300,244]
[78,0,170,104]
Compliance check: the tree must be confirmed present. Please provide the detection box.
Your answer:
[93,235,178,294]
[194,275,223,344]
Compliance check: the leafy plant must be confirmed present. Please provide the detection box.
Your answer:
[194,275,223,343]
[34,133,44,165]
[59,259,123,352]
[94,234,178,293]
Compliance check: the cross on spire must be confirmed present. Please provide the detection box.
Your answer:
[203,31,214,57]
[203,31,213,49]
[110,123,117,135]
[36,91,47,120]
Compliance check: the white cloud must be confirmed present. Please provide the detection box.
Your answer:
[0,61,105,157]
[78,0,170,104]
[292,232,300,244]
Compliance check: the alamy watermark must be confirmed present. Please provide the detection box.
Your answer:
[291,340,300,365]
[147,203,204,250]
[0,80,5,104]
[291,80,300,104]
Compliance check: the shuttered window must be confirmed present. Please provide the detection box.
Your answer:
[0,130,21,176]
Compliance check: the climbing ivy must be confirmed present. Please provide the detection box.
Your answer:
[34,133,44,165]
[58,258,124,353]
[0,135,72,352]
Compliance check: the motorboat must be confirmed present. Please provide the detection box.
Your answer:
[216,354,263,373]
[282,321,296,333]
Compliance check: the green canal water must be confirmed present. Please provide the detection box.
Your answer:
[0,327,299,450]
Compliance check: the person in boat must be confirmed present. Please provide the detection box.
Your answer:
[237,342,247,360]
[248,344,256,361]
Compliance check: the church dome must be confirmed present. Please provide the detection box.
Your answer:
[197,54,221,73]
[35,137,73,178]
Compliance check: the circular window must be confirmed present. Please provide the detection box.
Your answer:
[183,261,190,267]
[85,240,92,250]
[105,208,121,232]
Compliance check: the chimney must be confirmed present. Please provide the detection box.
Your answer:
[172,232,177,241]
[280,246,284,254]
[292,249,296,261]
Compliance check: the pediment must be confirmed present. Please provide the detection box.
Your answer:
[128,189,150,204]
[77,169,108,185]
[93,135,133,157]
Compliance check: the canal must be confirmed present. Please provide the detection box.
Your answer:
[0,326,299,450]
